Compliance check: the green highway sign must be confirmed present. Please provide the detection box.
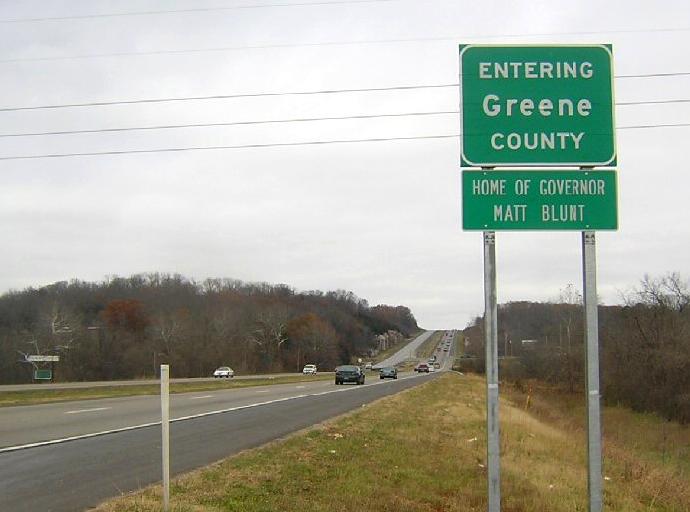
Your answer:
[34,369,53,380]
[462,170,618,230]
[459,44,616,167]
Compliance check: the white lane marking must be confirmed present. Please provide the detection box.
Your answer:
[295,385,306,389]
[64,407,111,415]
[189,395,214,400]
[255,390,270,393]
[0,372,432,454]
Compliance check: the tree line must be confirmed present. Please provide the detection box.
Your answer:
[0,273,418,383]
[461,274,690,424]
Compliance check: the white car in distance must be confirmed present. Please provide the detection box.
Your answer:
[213,366,234,378]
[302,364,317,375]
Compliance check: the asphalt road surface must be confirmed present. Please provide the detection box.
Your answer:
[0,371,438,512]
[0,331,455,511]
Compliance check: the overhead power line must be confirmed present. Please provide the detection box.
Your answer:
[0,0,398,24]
[0,84,457,112]
[0,134,459,161]
[2,111,690,139]
[1,123,688,161]
[2,81,690,113]
[2,27,690,63]
[0,111,459,138]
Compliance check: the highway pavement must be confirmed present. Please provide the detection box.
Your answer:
[0,330,455,511]
[0,377,340,449]
[0,371,439,512]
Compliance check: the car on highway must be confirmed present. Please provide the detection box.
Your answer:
[213,366,234,378]
[433,362,441,369]
[302,364,317,375]
[428,365,436,372]
[379,366,398,379]
[335,365,366,385]
[414,363,430,373]
[364,362,373,370]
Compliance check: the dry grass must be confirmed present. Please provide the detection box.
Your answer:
[92,374,689,512]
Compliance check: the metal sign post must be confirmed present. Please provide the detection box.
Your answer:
[160,364,170,511]
[483,230,500,512]
[582,232,602,512]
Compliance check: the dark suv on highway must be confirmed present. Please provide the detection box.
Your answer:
[379,366,398,380]
[335,365,366,385]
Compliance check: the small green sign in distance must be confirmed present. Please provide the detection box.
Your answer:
[34,369,52,380]
[459,44,615,167]
[462,170,618,230]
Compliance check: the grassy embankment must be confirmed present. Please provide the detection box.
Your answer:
[93,373,689,511]
[0,375,332,408]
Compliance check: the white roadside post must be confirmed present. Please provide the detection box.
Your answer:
[160,364,170,511]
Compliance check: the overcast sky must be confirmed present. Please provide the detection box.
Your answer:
[1,0,688,328]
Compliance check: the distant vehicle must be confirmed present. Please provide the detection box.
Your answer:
[213,366,234,378]
[415,363,430,373]
[364,362,373,370]
[335,365,365,385]
[433,362,441,369]
[428,355,437,362]
[302,364,317,375]
[428,365,436,372]
[379,367,398,380]
[443,348,449,352]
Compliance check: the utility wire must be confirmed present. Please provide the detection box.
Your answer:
[0,84,457,112]
[0,134,459,161]
[2,82,690,113]
[1,123,688,161]
[0,0,398,24]
[1,27,689,63]
[2,111,689,139]
[0,111,459,138]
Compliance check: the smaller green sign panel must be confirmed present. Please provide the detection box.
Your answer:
[34,369,53,380]
[462,170,618,230]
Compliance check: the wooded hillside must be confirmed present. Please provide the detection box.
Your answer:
[462,274,690,423]
[0,274,418,383]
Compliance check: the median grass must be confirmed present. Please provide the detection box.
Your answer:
[93,373,689,511]
[0,375,332,408]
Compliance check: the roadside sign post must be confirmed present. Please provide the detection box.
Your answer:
[483,230,500,512]
[460,44,615,512]
[160,364,170,512]
[582,232,603,511]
